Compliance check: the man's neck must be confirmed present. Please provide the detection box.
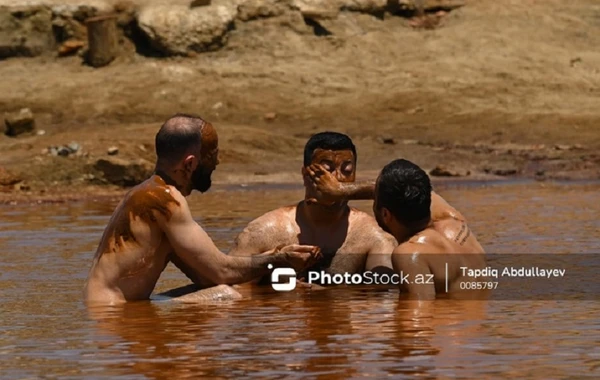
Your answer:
[154,167,189,196]
[393,218,431,244]
[300,199,349,227]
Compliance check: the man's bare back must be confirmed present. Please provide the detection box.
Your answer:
[392,218,486,297]
[84,175,179,304]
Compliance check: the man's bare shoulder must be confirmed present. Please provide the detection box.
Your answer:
[241,204,297,233]
[121,176,188,226]
[230,204,299,255]
[348,208,393,236]
[431,191,465,222]
[396,230,449,254]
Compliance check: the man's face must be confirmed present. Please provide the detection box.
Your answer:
[192,124,219,193]
[304,148,355,207]
[309,148,356,182]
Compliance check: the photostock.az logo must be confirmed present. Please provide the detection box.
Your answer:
[267,264,297,291]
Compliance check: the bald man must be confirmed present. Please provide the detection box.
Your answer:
[83,113,321,305]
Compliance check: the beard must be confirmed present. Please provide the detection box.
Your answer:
[191,165,213,193]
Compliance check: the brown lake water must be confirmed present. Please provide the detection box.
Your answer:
[1,181,599,379]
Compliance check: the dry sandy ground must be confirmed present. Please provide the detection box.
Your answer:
[0,0,599,203]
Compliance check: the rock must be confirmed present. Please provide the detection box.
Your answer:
[36,129,46,136]
[429,165,470,177]
[137,4,237,55]
[292,0,339,19]
[14,182,30,191]
[58,39,85,56]
[93,157,154,187]
[377,136,396,145]
[190,0,212,8]
[67,142,80,153]
[57,146,71,156]
[554,144,584,151]
[264,112,277,121]
[402,139,419,145]
[483,165,518,176]
[237,0,289,21]
[4,108,35,137]
[0,6,54,58]
[340,0,387,14]
[107,146,119,155]
[0,166,22,186]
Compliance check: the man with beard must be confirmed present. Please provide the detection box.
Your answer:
[307,158,486,297]
[229,132,397,286]
[83,114,321,304]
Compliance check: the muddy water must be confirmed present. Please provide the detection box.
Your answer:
[1,181,599,379]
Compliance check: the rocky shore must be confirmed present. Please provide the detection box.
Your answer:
[1,0,599,203]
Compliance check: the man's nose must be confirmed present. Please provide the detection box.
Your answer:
[335,170,345,181]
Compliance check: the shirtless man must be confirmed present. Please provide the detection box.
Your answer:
[307,158,486,297]
[229,132,397,285]
[83,113,320,305]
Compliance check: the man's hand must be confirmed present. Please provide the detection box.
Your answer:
[305,164,344,203]
[277,244,322,272]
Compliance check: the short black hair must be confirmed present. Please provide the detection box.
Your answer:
[155,113,206,163]
[375,159,432,225]
[303,131,356,166]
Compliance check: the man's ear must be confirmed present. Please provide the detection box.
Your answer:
[382,208,393,226]
[301,166,307,176]
[182,155,196,173]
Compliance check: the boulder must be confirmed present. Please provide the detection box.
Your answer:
[137,4,237,55]
[5,108,35,136]
[237,0,289,21]
[93,157,153,187]
[0,166,22,186]
[0,5,54,58]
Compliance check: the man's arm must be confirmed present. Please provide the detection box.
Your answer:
[157,192,319,287]
[228,212,284,257]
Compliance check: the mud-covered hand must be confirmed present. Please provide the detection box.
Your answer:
[305,163,344,203]
[278,244,322,272]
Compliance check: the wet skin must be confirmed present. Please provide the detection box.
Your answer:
[306,164,486,297]
[230,148,398,286]
[83,123,321,305]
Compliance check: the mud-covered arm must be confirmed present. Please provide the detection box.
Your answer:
[158,192,318,287]
[306,163,375,201]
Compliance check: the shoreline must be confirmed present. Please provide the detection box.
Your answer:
[3,174,599,206]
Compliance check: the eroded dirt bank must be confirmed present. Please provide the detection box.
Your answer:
[1,0,599,204]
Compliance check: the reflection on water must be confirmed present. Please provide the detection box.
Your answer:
[1,182,599,378]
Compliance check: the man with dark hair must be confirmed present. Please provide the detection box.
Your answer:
[307,158,486,297]
[229,132,397,285]
[83,114,321,304]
